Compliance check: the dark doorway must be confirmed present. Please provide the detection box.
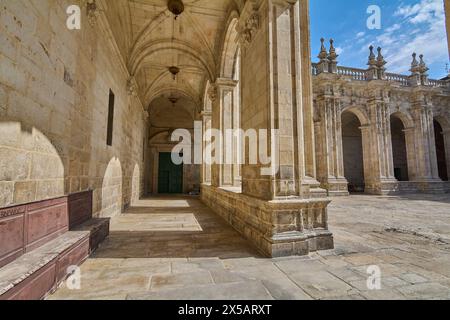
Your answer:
[434,120,448,181]
[391,115,409,181]
[342,111,365,193]
[158,153,183,194]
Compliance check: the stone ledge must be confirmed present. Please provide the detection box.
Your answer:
[201,184,334,258]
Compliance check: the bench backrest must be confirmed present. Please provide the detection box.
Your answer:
[0,190,93,268]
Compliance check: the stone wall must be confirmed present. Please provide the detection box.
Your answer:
[201,184,333,258]
[0,0,147,217]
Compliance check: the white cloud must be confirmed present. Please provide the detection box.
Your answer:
[383,0,447,74]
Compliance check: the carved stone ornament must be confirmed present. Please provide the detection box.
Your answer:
[127,76,138,97]
[238,8,260,46]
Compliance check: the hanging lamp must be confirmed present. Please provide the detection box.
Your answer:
[168,0,184,19]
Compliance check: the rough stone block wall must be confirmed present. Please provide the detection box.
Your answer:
[0,0,147,217]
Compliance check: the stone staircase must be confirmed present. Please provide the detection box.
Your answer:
[0,191,109,300]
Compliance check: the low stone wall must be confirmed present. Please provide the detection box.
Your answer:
[201,184,334,257]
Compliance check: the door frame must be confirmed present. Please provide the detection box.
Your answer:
[150,146,186,194]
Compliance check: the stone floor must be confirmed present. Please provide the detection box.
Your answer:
[48,194,450,300]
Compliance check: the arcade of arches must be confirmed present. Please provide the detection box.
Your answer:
[1,0,450,259]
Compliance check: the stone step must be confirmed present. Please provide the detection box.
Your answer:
[72,218,110,252]
[0,231,90,300]
[126,280,274,300]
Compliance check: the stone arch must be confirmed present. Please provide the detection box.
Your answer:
[129,40,216,83]
[0,122,65,208]
[341,110,367,192]
[390,112,413,182]
[341,106,370,126]
[433,116,450,181]
[146,85,201,116]
[217,13,242,188]
[220,14,240,79]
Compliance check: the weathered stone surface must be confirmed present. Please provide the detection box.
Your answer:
[127,281,274,301]
[47,195,450,300]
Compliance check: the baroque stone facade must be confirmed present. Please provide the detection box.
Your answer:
[312,40,450,196]
[0,0,449,258]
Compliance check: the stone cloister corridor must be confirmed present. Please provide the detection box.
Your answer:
[1,0,450,300]
[48,194,450,300]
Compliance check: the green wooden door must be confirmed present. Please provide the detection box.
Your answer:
[158,153,183,194]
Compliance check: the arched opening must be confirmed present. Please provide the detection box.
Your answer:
[218,16,242,189]
[341,111,365,193]
[390,115,409,182]
[146,94,201,195]
[434,119,449,181]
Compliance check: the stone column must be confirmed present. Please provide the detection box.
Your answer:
[201,110,212,185]
[314,81,349,196]
[238,0,325,200]
[210,78,239,188]
[364,86,398,194]
[204,0,333,256]
[298,0,325,197]
[410,90,441,183]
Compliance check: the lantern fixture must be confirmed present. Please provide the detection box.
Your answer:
[168,0,184,19]
[168,95,179,106]
[168,66,180,80]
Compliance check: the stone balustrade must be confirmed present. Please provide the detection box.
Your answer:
[312,39,449,89]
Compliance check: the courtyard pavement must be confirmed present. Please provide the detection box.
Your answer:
[48,194,450,300]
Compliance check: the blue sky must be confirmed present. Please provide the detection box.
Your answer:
[310,0,449,79]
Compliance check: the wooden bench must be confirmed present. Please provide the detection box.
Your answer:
[0,190,109,300]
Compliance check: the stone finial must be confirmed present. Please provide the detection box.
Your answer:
[316,38,329,74]
[410,53,420,73]
[368,45,377,66]
[318,38,327,60]
[367,45,378,80]
[418,54,429,85]
[327,39,339,73]
[376,47,387,80]
[418,55,429,73]
[409,53,425,86]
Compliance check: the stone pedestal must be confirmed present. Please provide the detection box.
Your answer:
[201,185,333,257]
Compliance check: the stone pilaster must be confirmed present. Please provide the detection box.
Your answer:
[201,110,212,185]
[209,78,239,188]
[314,80,349,196]
[410,89,441,182]
[364,85,398,194]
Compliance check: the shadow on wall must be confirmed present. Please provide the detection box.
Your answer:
[0,122,65,208]
[98,157,123,218]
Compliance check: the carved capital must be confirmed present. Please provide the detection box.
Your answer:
[207,84,218,102]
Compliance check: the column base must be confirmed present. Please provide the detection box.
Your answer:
[365,179,399,195]
[321,177,349,196]
[201,184,334,258]
[398,180,448,194]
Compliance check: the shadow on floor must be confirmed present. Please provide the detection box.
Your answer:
[92,195,261,260]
